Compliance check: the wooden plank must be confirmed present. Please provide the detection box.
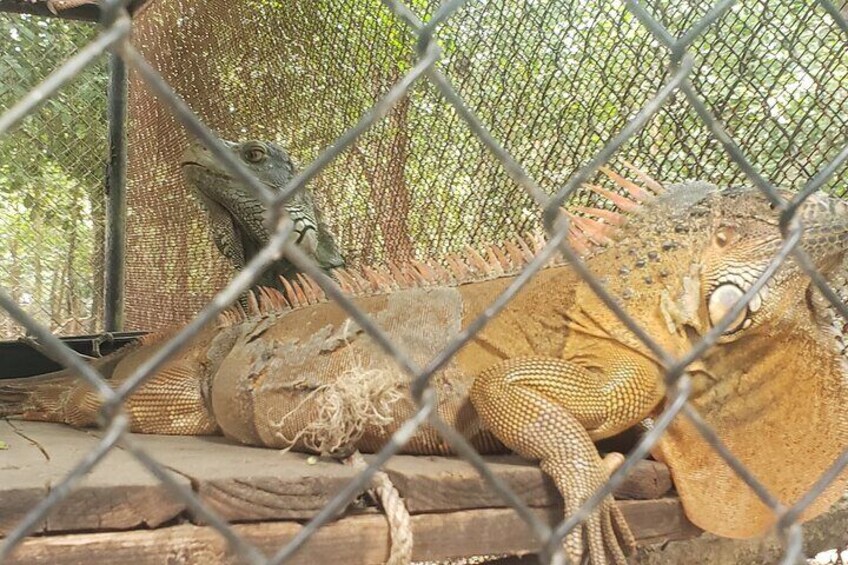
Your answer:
[127,437,671,521]
[382,454,671,513]
[613,459,672,500]
[0,421,186,536]
[619,499,702,544]
[383,454,557,512]
[4,422,674,530]
[117,433,360,522]
[3,500,698,565]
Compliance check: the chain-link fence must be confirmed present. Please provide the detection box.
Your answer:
[4,0,847,337]
[0,11,107,339]
[0,0,847,563]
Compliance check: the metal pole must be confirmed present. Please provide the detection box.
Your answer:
[104,52,127,332]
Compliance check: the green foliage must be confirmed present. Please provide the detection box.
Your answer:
[0,14,107,338]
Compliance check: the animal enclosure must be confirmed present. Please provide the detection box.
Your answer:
[1,1,848,564]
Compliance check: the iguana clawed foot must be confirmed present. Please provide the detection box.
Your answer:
[574,453,636,565]
[540,454,634,565]
[470,359,637,564]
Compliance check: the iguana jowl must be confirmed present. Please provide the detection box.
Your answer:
[3,177,848,564]
[181,138,345,287]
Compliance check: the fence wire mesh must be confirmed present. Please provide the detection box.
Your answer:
[0,12,107,339]
[0,0,847,564]
[123,0,848,331]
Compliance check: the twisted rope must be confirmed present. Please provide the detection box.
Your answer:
[346,451,413,565]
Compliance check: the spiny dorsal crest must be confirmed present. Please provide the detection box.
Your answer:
[218,161,664,326]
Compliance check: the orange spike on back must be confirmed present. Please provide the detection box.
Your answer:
[294,279,311,305]
[268,286,290,309]
[445,254,469,279]
[530,232,547,255]
[361,266,383,291]
[465,245,489,274]
[309,275,328,301]
[489,244,512,271]
[246,290,260,316]
[516,234,536,260]
[567,225,593,256]
[621,160,664,194]
[333,268,356,294]
[280,276,303,308]
[217,309,234,327]
[257,287,274,311]
[567,213,614,245]
[398,263,420,285]
[410,260,436,284]
[585,184,640,212]
[432,260,452,283]
[483,246,505,276]
[599,165,651,202]
[503,240,526,266]
[387,261,409,288]
[295,273,319,304]
[376,265,396,288]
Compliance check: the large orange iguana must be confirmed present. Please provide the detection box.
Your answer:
[3,173,848,564]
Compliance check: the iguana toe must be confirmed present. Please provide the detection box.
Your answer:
[563,496,632,565]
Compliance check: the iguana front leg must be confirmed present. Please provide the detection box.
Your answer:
[471,356,660,564]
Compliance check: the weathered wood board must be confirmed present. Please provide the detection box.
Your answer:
[1,421,675,533]
[0,420,696,563]
[382,454,671,513]
[0,420,186,536]
[3,502,698,565]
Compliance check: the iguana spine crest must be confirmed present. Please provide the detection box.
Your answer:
[221,166,664,326]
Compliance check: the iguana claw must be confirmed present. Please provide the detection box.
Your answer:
[542,457,635,565]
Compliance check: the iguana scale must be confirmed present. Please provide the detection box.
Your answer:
[3,173,848,564]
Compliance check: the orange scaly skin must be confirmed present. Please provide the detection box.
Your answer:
[4,175,848,564]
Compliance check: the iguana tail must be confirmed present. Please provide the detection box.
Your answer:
[0,378,35,417]
[2,332,223,436]
[0,370,102,426]
[0,343,143,426]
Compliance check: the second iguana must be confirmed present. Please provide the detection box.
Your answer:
[181,138,345,288]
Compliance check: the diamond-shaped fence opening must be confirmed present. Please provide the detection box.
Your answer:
[0,1,847,564]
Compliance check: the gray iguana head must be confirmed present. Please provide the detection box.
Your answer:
[181,139,345,278]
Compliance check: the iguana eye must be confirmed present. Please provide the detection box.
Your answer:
[243,143,267,164]
[708,283,750,334]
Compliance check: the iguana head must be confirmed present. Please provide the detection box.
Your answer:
[181,139,345,272]
[698,187,848,344]
[611,184,848,539]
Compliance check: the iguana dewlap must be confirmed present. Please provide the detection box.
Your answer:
[4,181,848,565]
